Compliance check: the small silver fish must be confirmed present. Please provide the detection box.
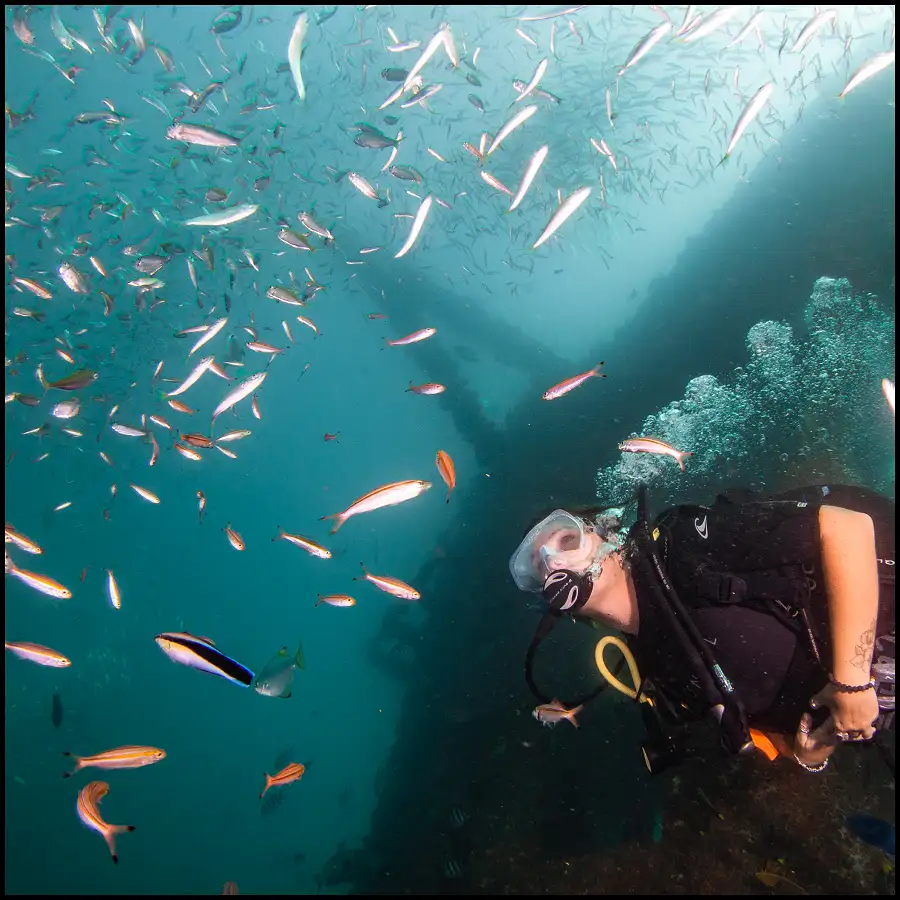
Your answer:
[253,641,304,699]
[166,123,240,148]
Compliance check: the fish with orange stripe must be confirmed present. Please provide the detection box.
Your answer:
[320,479,431,534]
[75,781,136,864]
[435,450,456,503]
[355,563,420,600]
[63,745,166,778]
[260,762,305,799]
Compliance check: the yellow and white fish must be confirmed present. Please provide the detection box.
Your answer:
[5,641,71,667]
[75,781,136,864]
[63,746,166,777]
[355,563,420,600]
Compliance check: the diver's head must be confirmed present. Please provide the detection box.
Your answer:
[509,506,624,597]
[517,505,631,716]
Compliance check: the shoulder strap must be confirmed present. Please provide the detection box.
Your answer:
[632,487,754,757]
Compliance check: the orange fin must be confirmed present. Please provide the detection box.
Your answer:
[749,728,780,761]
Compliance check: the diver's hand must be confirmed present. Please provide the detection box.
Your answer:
[810,682,879,741]
[792,712,838,769]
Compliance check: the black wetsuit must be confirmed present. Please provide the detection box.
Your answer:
[631,484,895,735]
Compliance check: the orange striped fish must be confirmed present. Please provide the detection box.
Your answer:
[542,363,605,400]
[180,433,214,448]
[435,450,456,503]
[316,594,356,608]
[106,570,121,610]
[5,524,43,555]
[320,479,431,534]
[260,762,305,799]
[63,746,167,777]
[5,559,72,599]
[618,437,693,472]
[75,781,136,864]
[406,381,445,395]
[5,641,71,667]
[224,523,245,551]
[355,563,420,600]
[130,483,160,504]
[273,529,331,559]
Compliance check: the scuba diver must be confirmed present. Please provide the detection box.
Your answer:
[511,484,895,774]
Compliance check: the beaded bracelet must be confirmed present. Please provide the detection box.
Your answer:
[793,753,829,773]
[830,678,876,693]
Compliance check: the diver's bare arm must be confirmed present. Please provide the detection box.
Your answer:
[818,506,879,686]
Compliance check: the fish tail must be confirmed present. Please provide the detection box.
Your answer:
[446,490,451,504]
[105,824,135,864]
[678,451,694,472]
[260,775,272,799]
[567,704,584,728]
[318,513,344,534]
[61,752,79,777]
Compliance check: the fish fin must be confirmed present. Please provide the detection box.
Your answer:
[748,728,780,761]
[62,752,78,776]
[105,825,133,864]
[282,687,292,699]
[185,632,216,646]
[317,513,344,535]
[294,641,304,669]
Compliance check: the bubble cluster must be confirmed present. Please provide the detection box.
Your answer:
[596,277,895,507]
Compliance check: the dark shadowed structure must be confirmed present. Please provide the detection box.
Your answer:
[320,83,895,895]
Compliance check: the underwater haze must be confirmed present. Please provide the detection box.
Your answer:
[4,5,895,896]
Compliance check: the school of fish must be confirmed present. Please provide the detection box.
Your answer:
[4,4,895,886]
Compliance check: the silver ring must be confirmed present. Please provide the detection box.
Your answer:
[799,726,810,734]
[836,730,850,741]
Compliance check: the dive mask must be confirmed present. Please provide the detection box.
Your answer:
[510,509,617,593]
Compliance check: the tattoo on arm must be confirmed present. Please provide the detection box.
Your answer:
[850,618,877,672]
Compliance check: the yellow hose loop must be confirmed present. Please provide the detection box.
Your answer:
[594,635,648,702]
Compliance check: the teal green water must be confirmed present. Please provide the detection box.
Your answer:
[4,5,895,895]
